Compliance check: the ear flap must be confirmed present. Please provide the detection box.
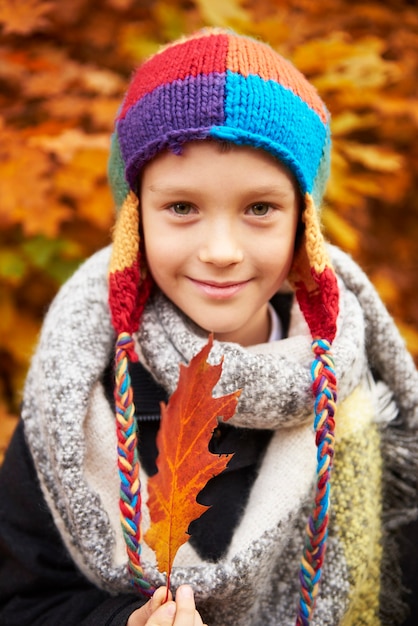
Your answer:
[109,191,153,352]
[289,193,339,343]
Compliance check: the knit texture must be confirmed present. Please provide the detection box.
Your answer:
[109,30,330,207]
[21,245,418,625]
[105,29,341,617]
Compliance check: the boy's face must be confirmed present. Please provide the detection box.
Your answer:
[140,141,299,346]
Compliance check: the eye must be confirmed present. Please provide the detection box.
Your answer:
[170,202,195,215]
[247,203,272,217]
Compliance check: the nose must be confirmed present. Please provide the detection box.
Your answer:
[198,220,244,267]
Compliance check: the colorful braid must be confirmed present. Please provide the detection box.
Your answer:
[115,332,153,595]
[109,193,153,589]
[296,339,337,624]
[293,193,339,624]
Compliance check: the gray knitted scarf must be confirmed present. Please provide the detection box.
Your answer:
[21,244,418,625]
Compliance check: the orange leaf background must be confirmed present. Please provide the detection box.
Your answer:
[145,336,241,584]
[1,0,418,462]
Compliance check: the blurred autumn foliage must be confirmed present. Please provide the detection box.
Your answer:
[1,0,418,461]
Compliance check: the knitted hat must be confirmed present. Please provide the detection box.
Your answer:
[108,28,339,625]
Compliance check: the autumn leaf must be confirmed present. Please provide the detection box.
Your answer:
[0,0,54,35]
[0,289,40,364]
[321,208,359,254]
[28,129,110,164]
[339,141,404,173]
[195,0,247,27]
[0,123,73,237]
[145,335,241,587]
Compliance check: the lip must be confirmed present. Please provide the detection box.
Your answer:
[188,277,251,299]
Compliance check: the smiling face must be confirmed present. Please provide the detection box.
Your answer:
[140,141,300,346]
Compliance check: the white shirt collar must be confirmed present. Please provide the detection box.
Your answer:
[267,302,282,342]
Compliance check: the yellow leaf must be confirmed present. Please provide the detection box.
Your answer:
[77,184,114,230]
[51,147,113,228]
[29,130,110,164]
[120,25,161,63]
[78,67,124,96]
[0,123,71,236]
[292,34,385,76]
[340,142,404,173]
[370,270,399,308]
[243,19,290,48]
[331,112,378,136]
[0,292,40,364]
[54,147,108,198]
[322,208,359,254]
[343,175,382,198]
[325,149,366,207]
[373,97,418,126]
[195,0,247,27]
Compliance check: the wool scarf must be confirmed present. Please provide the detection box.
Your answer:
[21,245,418,625]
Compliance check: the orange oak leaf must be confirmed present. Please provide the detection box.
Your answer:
[145,335,241,588]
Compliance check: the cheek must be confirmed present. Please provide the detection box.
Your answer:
[258,235,295,278]
[143,231,186,287]
[145,245,169,280]
[143,221,172,270]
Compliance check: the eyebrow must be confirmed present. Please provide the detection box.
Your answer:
[244,185,297,198]
[146,184,197,195]
[146,183,296,197]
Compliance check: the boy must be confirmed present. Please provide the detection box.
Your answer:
[1,28,417,626]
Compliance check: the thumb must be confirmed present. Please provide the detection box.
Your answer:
[127,587,172,626]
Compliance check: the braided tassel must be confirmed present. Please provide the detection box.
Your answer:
[296,338,337,625]
[115,331,153,595]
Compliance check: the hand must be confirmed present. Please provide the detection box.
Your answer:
[127,585,207,626]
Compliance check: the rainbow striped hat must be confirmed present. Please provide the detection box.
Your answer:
[108,28,339,625]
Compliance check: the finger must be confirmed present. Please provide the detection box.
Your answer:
[145,601,176,626]
[173,585,197,624]
[193,614,205,626]
[194,611,206,626]
[127,587,173,626]
[151,587,173,611]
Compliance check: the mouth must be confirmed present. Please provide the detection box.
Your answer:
[188,278,251,299]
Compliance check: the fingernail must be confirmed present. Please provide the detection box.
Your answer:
[177,585,193,599]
